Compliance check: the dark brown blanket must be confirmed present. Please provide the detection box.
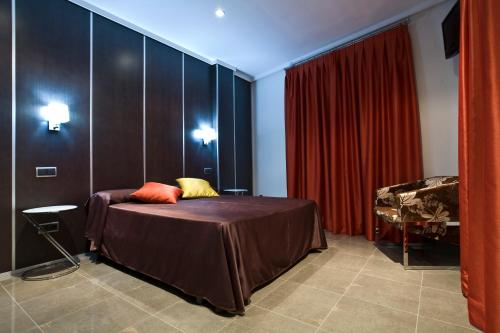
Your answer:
[85,191,327,313]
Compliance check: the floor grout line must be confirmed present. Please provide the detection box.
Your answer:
[1,283,46,333]
[339,292,419,316]
[147,300,189,333]
[250,279,286,304]
[306,261,369,275]
[313,246,376,333]
[253,304,319,330]
[361,273,423,287]
[215,313,237,333]
[419,284,463,295]
[15,274,99,306]
[27,280,116,328]
[78,270,189,333]
[273,278,345,298]
[318,246,373,260]
[357,270,423,287]
[418,315,479,331]
[328,248,376,258]
[415,269,424,333]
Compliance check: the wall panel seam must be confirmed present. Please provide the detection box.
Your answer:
[11,0,16,271]
[143,36,146,183]
[182,53,185,177]
[89,12,93,195]
[233,74,237,189]
[215,65,220,190]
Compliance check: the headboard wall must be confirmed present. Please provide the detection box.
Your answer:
[92,15,144,192]
[235,77,253,193]
[145,38,183,185]
[184,55,218,187]
[218,66,236,192]
[0,0,252,272]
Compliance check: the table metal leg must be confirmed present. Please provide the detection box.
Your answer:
[21,213,80,280]
[40,231,80,267]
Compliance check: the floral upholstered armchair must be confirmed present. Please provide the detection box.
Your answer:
[374,176,459,269]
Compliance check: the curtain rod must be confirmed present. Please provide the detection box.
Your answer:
[288,17,410,68]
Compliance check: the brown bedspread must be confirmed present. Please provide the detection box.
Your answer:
[85,191,327,313]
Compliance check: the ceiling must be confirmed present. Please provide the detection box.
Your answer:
[74,0,445,80]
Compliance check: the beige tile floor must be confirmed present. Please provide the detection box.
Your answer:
[0,233,479,333]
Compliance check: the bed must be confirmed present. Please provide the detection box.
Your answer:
[85,189,327,314]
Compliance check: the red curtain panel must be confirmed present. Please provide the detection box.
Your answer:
[459,0,500,331]
[285,25,423,240]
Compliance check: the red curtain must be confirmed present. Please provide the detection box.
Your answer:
[285,25,423,240]
[459,0,500,332]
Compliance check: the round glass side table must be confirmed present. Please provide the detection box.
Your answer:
[223,189,249,196]
[21,205,80,280]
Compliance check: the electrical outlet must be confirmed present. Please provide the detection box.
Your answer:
[204,168,213,175]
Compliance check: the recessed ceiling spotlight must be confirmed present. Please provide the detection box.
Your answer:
[215,8,225,18]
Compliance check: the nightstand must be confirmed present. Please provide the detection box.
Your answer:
[21,205,80,280]
[223,189,248,196]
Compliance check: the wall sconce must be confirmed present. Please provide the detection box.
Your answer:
[193,125,217,146]
[40,102,70,131]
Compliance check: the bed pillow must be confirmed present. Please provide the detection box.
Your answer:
[176,178,219,199]
[130,182,183,204]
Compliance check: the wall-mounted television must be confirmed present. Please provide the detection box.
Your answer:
[442,1,460,59]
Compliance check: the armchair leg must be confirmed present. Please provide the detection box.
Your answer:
[401,222,459,270]
[403,223,409,269]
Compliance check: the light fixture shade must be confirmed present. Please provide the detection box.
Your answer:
[40,102,70,131]
[193,125,217,145]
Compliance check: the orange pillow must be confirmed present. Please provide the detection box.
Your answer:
[130,182,183,204]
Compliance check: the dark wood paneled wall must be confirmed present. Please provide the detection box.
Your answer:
[235,77,253,194]
[145,38,183,184]
[15,0,90,268]
[92,15,144,192]
[184,55,217,187]
[217,66,235,191]
[0,0,12,272]
[0,0,253,272]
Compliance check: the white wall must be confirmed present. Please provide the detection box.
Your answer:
[252,70,287,196]
[252,0,459,195]
[409,0,459,177]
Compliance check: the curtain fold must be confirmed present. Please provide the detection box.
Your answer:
[459,0,500,332]
[285,25,423,240]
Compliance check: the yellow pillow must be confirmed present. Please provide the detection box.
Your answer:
[176,178,219,199]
